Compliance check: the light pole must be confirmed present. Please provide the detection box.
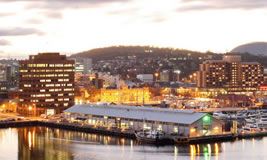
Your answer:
[174,70,181,82]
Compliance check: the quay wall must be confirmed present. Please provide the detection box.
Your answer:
[1,121,267,144]
[0,121,135,139]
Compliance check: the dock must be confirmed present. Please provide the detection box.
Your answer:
[0,120,135,139]
[238,132,267,139]
[187,133,235,144]
[1,120,267,144]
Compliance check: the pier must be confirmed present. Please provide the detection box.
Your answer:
[1,120,267,144]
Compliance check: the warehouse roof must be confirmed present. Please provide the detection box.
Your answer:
[64,104,207,125]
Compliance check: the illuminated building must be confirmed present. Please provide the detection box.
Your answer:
[75,74,96,86]
[197,60,230,88]
[0,81,16,92]
[18,53,75,115]
[100,87,150,105]
[197,55,264,91]
[71,57,92,74]
[65,104,223,136]
[160,71,169,82]
[241,62,264,90]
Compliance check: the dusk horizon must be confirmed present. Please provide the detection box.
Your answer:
[0,0,267,58]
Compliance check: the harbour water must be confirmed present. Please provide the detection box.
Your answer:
[0,127,267,160]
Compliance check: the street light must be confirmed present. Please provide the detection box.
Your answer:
[174,70,181,82]
[154,72,159,81]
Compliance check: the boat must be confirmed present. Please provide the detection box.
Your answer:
[258,116,267,125]
[213,111,229,119]
[245,117,257,123]
[240,124,261,133]
[173,136,189,144]
[134,130,167,144]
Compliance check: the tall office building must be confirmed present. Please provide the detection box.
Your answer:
[18,53,75,115]
[197,55,264,91]
[71,57,92,74]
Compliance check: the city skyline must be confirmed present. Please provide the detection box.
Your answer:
[0,0,267,58]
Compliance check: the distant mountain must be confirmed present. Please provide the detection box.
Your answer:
[71,46,213,61]
[231,42,267,56]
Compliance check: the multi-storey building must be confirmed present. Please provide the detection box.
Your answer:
[197,55,264,91]
[0,63,19,83]
[70,57,92,74]
[100,87,150,105]
[18,53,75,116]
[241,62,264,90]
[198,60,230,88]
[0,81,16,92]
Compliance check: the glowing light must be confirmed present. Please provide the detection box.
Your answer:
[190,145,196,160]
[28,132,32,149]
[203,115,210,122]
[215,143,219,155]
[174,146,178,158]
[190,128,196,133]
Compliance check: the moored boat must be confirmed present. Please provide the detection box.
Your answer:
[134,130,168,144]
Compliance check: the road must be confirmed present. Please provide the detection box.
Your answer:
[0,112,46,120]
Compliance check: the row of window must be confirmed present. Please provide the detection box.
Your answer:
[20,69,74,73]
[21,74,70,78]
[26,64,74,67]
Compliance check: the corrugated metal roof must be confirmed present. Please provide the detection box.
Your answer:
[64,104,206,125]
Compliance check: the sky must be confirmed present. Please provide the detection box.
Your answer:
[0,0,267,58]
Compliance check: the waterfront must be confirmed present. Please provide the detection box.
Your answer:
[0,127,267,160]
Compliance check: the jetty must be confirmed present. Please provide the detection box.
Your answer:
[1,120,267,144]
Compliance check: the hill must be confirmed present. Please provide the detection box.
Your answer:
[231,42,267,56]
[71,46,217,61]
[71,46,267,78]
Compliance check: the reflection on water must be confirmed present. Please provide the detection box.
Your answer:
[0,127,267,160]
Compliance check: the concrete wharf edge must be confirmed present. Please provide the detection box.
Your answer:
[0,121,265,144]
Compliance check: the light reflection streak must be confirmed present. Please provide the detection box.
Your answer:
[215,143,219,160]
[252,138,255,149]
[222,142,226,152]
[130,140,133,152]
[242,139,245,150]
[28,131,32,149]
[33,131,35,148]
[190,145,196,160]
[174,146,178,160]
[203,145,211,160]
[197,144,200,156]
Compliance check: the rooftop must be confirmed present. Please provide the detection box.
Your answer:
[64,104,207,125]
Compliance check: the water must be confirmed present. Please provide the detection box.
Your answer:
[0,127,267,160]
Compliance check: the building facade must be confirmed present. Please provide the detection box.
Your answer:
[100,87,150,105]
[18,53,75,115]
[71,57,92,74]
[197,55,264,91]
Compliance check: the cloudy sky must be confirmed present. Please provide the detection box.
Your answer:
[0,0,267,58]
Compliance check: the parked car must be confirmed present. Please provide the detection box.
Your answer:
[6,118,16,121]
[16,117,24,121]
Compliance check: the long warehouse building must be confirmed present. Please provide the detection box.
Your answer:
[64,104,222,137]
